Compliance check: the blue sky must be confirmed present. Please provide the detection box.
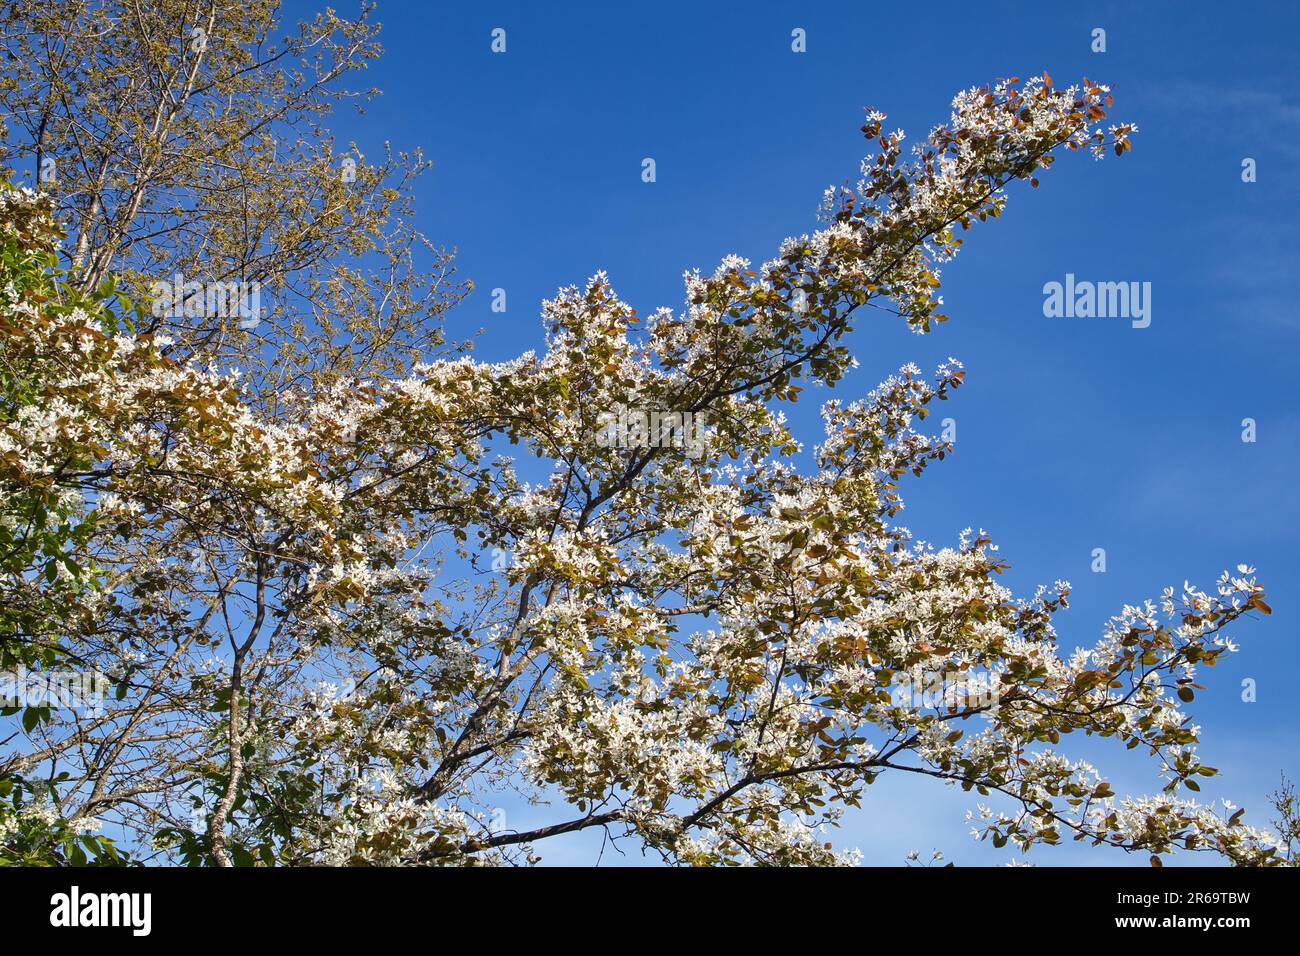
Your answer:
[284,0,1300,864]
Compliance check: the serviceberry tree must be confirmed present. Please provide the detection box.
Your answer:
[1,28,1286,865]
